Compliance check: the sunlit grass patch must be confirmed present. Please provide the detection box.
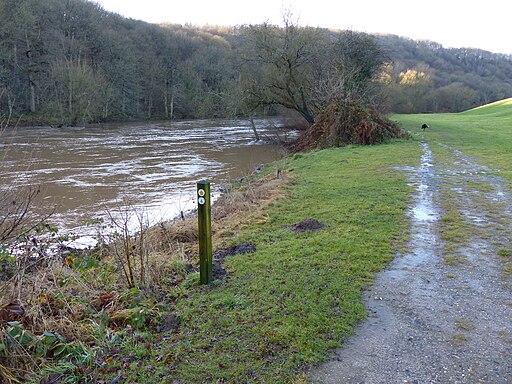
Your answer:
[394,101,512,184]
[461,97,512,117]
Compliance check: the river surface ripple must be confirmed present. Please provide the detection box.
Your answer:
[1,118,293,246]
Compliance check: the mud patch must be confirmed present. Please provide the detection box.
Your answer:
[291,219,326,233]
[212,242,257,279]
[215,242,257,259]
[157,313,181,333]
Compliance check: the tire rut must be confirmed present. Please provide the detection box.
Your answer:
[310,138,512,383]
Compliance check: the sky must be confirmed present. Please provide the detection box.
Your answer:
[94,0,511,55]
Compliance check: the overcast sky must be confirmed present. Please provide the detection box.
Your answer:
[93,0,511,55]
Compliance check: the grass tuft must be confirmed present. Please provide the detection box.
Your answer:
[455,319,476,331]
[450,333,468,346]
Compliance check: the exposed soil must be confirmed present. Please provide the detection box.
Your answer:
[214,242,257,259]
[212,242,257,279]
[292,219,326,233]
[156,313,181,333]
[310,137,512,383]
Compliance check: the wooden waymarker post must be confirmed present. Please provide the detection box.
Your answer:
[197,180,212,284]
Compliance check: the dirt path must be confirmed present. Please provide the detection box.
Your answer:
[310,138,512,383]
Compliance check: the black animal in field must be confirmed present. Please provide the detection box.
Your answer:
[421,123,429,131]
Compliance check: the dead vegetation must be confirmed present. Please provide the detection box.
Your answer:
[294,96,405,151]
[0,168,290,383]
[149,172,289,265]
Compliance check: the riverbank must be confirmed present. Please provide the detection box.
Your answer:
[0,118,293,237]
[157,140,420,383]
[0,136,419,383]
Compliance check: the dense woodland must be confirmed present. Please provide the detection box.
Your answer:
[1,0,511,125]
[378,36,512,113]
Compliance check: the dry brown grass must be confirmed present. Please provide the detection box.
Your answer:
[0,170,291,379]
[150,172,290,260]
[0,365,22,384]
[0,169,291,383]
[212,173,289,244]
[2,262,105,337]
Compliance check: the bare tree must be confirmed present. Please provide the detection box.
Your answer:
[239,14,326,124]
[0,186,43,245]
[104,203,151,289]
[238,13,390,128]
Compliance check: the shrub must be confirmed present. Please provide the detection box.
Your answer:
[294,95,405,151]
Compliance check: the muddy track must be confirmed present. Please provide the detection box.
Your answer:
[310,138,512,383]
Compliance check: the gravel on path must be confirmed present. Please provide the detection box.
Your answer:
[310,138,512,383]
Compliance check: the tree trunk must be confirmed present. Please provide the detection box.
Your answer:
[164,93,169,119]
[298,87,315,124]
[147,97,152,119]
[29,83,36,113]
[25,32,37,113]
[7,93,15,117]
[299,109,315,124]
[250,117,260,141]
[170,93,174,120]
[164,78,169,119]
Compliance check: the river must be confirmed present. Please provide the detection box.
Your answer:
[1,118,293,246]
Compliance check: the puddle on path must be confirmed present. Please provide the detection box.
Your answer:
[310,138,512,383]
[394,140,440,273]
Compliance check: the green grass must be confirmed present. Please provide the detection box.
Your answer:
[454,319,476,332]
[11,99,512,383]
[113,140,420,383]
[497,249,512,258]
[393,97,512,182]
[460,97,512,117]
[450,333,469,346]
[497,248,512,280]
[438,192,473,255]
[394,98,512,272]
[117,98,510,381]
[20,99,511,383]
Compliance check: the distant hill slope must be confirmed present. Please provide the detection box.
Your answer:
[378,35,512,114]
[460,98,512,117]
[1,0,511,122]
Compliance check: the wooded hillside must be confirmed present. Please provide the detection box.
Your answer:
[1,0,511,124]
[0,0,245,124]
[378,35,512,113]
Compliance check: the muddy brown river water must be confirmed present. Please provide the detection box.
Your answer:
[1,118,292,245]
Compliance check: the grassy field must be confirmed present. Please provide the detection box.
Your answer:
[8,98,511,383]
[104,140,419,383]
[141,99,511,383]
[394,97,512,182]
